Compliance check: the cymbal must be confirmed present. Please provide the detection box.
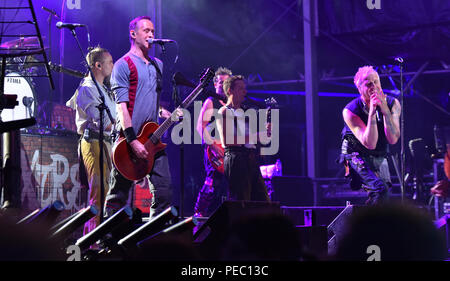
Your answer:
[0,36,44,49]
[0,47,48,59]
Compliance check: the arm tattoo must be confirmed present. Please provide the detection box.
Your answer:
[385,106,400,136]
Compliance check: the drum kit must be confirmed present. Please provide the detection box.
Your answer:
[0,36,41,125]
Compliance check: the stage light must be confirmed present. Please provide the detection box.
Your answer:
[50,205,98,242]
[117,206,178,249]
[49,206,87,232]
[16,208,40,224]
[21,200,65,226]
[75,206,133,251]
[136,216,198,249]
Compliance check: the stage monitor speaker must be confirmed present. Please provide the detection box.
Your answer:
[193,200,281,259]
[434,214,450,253]
[327,204,366,256]
[296,225,328,258]
[270,176,314,206]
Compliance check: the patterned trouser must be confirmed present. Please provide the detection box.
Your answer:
[80,139,112,235]
[193,145,227,216]
[343,152,391,205]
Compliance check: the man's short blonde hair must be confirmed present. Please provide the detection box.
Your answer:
[223,75,244,97]
[354,65,377,89]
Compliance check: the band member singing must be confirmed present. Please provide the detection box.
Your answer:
[104,16,177,219]
[340,65,401,205]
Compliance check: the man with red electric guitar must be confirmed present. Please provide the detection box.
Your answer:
[193,67,231,217]
[103,16,177,219]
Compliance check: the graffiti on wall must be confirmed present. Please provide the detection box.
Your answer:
[30,150,82,210]
[20,134,85,213]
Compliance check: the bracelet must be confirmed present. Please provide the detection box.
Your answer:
[123,127,137,143]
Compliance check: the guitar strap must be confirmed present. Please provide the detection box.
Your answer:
[148,56,163,116]
[148,56,162,95]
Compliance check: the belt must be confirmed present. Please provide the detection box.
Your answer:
[83,128,112,142]
[224,146,257,154]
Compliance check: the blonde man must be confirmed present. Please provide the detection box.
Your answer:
[340,66,401,205]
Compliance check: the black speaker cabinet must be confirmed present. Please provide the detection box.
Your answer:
[270,176,314,206]
[296,225,328,258]
[193,200,281,259]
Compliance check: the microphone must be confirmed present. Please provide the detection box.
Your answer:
[42,6,60,19]
[56,21,86,29]
[376,107,382,122]
[147,38,175,45]
[395,57,404,63]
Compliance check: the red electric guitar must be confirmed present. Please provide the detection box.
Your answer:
[112,68,215,181]
[207,97,277,173]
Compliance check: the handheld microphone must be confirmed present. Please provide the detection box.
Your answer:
[147,38,175,45]
[376,107,382,122]
[56,21,86,29]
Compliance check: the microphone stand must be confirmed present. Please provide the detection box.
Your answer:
[172,76,184,219]
[68,28,115,224]
[398,58,405,202]
[155,40,183,218]
[45,11,52,63]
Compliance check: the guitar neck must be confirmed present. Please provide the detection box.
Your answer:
[150,83,206,142]
[150,115,175,142]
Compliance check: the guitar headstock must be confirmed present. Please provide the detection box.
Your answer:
[199,68,215,87]
[264,97,278,123]
[264,97,278,109]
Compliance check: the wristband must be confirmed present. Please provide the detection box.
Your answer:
[123,127,137,143]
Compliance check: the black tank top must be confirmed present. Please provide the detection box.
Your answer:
[341,96,396,156]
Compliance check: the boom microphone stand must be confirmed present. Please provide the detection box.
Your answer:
[396,57,405,202]
[66,26,115,223]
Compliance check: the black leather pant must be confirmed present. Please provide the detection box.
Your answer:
[224,146,270,202]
